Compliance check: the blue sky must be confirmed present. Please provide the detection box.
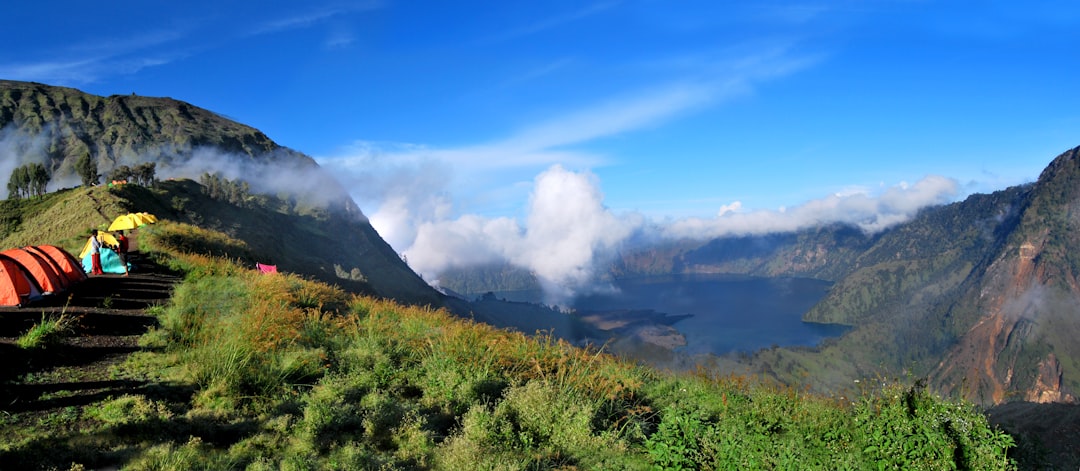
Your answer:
[4,1,1080,295]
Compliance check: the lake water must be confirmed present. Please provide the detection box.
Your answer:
[572,274,848,355]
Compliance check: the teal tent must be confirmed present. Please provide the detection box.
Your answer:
[81,247,130,274]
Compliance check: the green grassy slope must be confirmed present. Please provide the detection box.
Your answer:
[0,180,443,307]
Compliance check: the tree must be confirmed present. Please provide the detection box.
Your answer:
[107,165,133,183]
[106,162,157,186]
[7,169,24,199]
[200,172,252,207]
[133,162,157,186]
[76,153,99,187]
[29,163,48,196]
[6,163,50,199]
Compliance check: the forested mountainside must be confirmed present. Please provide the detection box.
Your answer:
[627,146,1078,406]
[0,80,441,307]
[735,148,1080,407]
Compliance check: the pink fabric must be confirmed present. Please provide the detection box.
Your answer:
[256,263,278,274]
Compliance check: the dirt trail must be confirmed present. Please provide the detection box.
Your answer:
[0,254,181,416]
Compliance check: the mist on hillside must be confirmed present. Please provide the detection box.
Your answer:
[155,147,356,212]
[0,125,56,197]
[0,125,352,215]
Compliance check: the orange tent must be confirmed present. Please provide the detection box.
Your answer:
[1,248,69,295]
[27,245,86,285]
[0,255,43,306]
[25,246,71,285]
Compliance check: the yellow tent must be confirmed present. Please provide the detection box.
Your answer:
[107,212,157,231]
[78,232,119,259]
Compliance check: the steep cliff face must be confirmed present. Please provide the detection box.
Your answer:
[733,147,1079,407]
[930,147,1080,405]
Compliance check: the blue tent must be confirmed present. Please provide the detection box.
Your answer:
[81,247,130,274]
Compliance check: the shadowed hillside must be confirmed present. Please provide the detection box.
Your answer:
[1,181,443,308]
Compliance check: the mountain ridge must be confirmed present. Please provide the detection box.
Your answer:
[0,79,442,308]
[439,146,1080,407]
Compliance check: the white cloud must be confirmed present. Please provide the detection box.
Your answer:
[662,175,959,239]
[405,165,639,305]
[718,201,742,216]
[316,77,735,256]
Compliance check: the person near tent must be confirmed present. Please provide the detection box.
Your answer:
[115,230,130,276]
[88,229,105,275]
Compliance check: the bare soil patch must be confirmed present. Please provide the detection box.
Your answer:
[0,253,180,420]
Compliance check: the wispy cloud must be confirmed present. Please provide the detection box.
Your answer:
[0,28,189,85]
[322,79,721,184]
[325,30,356,49]
[242,2,381,37]
[326,43,813,172]
[0,58,102,84]
[500,58,577,87]
[1,3,381,86]
[483,1,622,43]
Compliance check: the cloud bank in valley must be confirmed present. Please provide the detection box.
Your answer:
[661,175,960,239]
[325,150,959,305]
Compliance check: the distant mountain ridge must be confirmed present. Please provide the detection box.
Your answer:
[653,147,1078,406]
[441,146,1080,406]
[1,80,291,171]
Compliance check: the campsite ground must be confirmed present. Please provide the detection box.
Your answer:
[0,253,181,448]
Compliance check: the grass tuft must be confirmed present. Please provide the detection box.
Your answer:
[17,312,77,349]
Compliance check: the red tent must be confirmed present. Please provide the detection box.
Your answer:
[1,248,68,295]
[0,255,42,306]
[27,245,86,285]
